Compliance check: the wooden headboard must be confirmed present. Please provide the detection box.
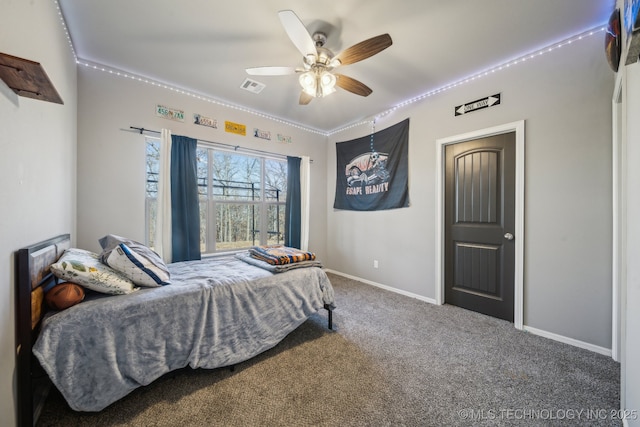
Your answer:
[15,234,70,427]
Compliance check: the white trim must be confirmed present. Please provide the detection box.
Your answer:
[611,71,625,363]
[326,268,610,356]
[435,120,525,330]
[300,156,311,252]
[324,269,438,305]
[522,325,612,357]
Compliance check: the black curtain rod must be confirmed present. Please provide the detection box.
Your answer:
[125,126,312,162]
[130,126,160,135]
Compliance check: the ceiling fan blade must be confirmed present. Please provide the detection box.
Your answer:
[299,91,313,105]
[246,66,297,76]
[335,74,373,97]
[278,10,317,59]
[333,34,392,66]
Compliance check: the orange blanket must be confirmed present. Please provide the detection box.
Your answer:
[249,245,316,265]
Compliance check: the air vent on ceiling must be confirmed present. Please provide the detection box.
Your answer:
[240,78,266,94]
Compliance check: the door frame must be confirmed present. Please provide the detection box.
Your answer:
[611,71,625,364]
[435,120,525,330]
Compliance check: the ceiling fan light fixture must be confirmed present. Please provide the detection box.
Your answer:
[250,11,393,105]
[319,71,336,97]
[317,50,331,65]
[320,71,336,88]
[299,71,316,95]
[299,69,336,98]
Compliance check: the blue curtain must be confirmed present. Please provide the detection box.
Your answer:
[170,135,201,262]
[284,156,301,249]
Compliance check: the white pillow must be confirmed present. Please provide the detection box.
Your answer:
[105,243,171,287]
[50,248,137,295]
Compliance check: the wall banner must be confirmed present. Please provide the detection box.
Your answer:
[334,118,410,211]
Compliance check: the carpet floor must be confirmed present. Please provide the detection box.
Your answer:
[36,272,621,426]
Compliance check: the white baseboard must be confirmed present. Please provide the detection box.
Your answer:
[324,269,439,305]
[325,269,613,358]
[522,325,612,357]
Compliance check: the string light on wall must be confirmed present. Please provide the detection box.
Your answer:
[370,118,376,152]
[54,3,603,137]
[328,25,606,136]
[75,59,326,135]
[53,0,77,61]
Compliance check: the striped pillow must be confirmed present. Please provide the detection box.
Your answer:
[105,243,171,287]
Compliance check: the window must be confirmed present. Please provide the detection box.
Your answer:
[145,138,159,249]
[145,138,287,254]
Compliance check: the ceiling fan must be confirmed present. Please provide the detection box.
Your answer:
[246,10,392,105]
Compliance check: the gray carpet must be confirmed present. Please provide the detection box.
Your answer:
[36,272,620,426]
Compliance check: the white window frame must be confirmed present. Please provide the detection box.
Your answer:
[145,138,287,254]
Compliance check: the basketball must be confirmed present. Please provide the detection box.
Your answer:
[45,282,85,310]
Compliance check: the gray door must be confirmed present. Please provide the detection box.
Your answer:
[444,132,515,321]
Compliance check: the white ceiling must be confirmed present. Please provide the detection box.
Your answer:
[58,0,614,133]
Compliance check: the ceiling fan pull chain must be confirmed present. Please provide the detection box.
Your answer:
[370,118,376,151]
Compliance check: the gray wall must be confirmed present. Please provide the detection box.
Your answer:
[76,68,328,260]
[325,33,614,350]
[0,4,628,424]
[0,2,78,425]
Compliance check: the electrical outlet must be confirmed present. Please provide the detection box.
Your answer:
[373,260,379,269]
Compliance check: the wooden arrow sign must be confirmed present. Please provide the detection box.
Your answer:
[455,93,501,116]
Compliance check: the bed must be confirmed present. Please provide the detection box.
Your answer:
[15,234,335,426]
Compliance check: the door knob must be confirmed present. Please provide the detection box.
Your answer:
[504,232,514,241]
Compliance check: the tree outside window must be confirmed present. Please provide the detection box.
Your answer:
[145,138,287,254]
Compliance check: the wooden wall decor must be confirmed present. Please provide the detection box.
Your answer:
[0,52,63,104]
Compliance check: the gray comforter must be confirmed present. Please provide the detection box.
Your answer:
[33,255,335,412]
